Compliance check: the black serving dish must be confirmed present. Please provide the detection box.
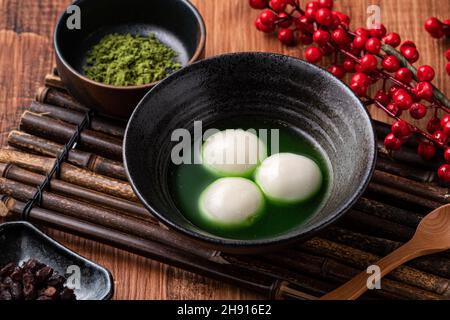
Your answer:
[123,52,377,254]
[0,221,113,300]
[54,0,206,118]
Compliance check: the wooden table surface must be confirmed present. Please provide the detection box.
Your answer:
[0,0,449,300]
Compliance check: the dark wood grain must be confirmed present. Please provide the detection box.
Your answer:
[0,0,449,300]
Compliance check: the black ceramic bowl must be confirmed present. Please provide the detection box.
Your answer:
[0,222,113,300]
[54,0,206,118]
[124,52,376,253]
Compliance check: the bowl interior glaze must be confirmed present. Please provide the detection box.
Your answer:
[124,52,376,252]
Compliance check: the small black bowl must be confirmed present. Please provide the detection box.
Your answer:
[124,52,377,254]
[54,0,206,118]
[0,222,113,300]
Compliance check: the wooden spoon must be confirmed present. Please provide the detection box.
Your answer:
[321,204,450,300]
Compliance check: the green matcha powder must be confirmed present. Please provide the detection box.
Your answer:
[84,33,182,86]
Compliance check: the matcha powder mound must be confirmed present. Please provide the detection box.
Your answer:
[84,33,182,86]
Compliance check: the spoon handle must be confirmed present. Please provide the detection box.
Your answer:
[320,241,422,300]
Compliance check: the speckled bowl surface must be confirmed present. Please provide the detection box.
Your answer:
[124,52,377,253]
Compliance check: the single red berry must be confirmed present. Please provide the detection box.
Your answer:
[369,24,387,38]
[409,103,427,119]
[446,62,450,76]
[429,29,445,39]
[318,0,333,8]
[249,0,268,9]
[305,46,323,63]
[365,37,381,54]
[388,85,401,97]
[298,32,313,45]
[313,30,330,45]
[427,117,441,134]
[305,6,318,21]
[400,41,416,51]
[278,28,296,45]
[382,32,401,47]
[343,58,355,72]
[350,82,368,97]
[443,122,450,137]
[374,90,390,105]
[277,12,293,28]
[331,28,350,45]
[443,19,450,37]
[417,65,435,82]
[382,55,401,73]
[438,164,450,183]
[441,115,450,129]
[255,17,276,33]
[395,67,413,84]
[386,103,401,116]
[328,65,346,79]
[359,54,378,73]
[402,47,419,63]
[352,35,367,50]
[446,49,450,61]
[269,0,288,13]
[306,1,320,9]
[424,17,443,34]
[295,16,313,32]
[413,82,434,101]
[332,11,350,26]
[418,142,436,161]
[384,133,402,150]
[315,8,333,26]
[393,89,413,110]
[355,27,370,38]
[259,9,278,26]
[391,120,411,138]
[351,72,369,86]
[432,130,448,145]
[445,148,450,163]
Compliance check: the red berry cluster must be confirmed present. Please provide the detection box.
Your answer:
[424,17,450,39]
[250,0,450,183]
[424,17,450,77]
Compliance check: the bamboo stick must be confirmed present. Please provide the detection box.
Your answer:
[0,196,274,296]
[262,250,444,300]
[355,197,423,227]
[367,182,443,210]
[44,74,67,91]
[298,238,450,295]
[324,226,450,279]
[0,163,150,222]
[377,140,440,170]
[30,101,125,138]
[7,130,127,181]
[0,180,218,261]
[36,87,87,112]
[0,149,136,202]
[376,157,436,183]
[19,111,122,160]
[372,170,450,204]
[340,209,415,242]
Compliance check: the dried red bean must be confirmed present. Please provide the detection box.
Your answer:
[0,263,15,277]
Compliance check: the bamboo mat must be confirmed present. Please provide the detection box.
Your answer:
[0,73,449,300]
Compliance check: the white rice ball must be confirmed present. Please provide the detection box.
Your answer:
[199,178,265,227]
[255,153,322,204]
[202,129,267,177]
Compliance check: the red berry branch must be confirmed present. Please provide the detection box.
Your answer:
[249,0,450,183]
